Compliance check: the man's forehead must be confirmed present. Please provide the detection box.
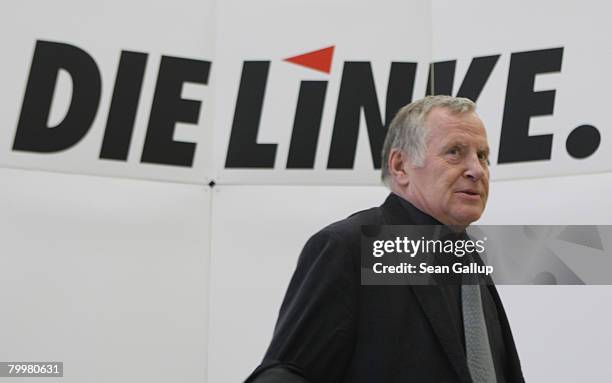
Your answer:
[425,109,489,149]
[426,109,486,136]
[427,107,482,126]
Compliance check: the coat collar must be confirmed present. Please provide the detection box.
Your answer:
[380,192,441,226]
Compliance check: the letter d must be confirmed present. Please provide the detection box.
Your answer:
[13,40,101,153]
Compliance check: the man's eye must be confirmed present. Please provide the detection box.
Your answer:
[448,148,460,156]
[478,152,490,165]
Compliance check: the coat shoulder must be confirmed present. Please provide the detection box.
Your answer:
[312,206,386,252]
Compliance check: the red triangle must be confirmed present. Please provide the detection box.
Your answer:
[283,45,335,74]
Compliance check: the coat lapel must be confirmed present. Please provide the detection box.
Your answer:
[411,286,472,383]
[381,193,473,383]
[486,284,525,382]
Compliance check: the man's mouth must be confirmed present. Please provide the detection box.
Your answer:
[455,190,481,200]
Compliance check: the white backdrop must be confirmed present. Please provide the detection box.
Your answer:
[0,0,215,184]
[0,167,211,382]
[1,0,611,382]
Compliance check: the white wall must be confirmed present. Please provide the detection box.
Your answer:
[0,168,211,382]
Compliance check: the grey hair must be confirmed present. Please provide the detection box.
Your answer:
[381,95,476,187]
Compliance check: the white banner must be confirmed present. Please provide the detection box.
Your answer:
[0,0,215,184]
[1,0,610,184]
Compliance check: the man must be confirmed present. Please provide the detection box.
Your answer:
[246,96,524,382]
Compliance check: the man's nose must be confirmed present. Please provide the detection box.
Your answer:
[463,154,486,181]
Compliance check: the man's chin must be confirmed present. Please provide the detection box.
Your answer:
[449,208,483,226]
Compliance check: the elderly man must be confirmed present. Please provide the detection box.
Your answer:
[246,96,524,383]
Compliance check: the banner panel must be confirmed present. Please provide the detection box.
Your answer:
[0,167,211,383]
[0,0,215,184]
[213,0,433,184]
[432,0,612,181]
[1,0,610,184]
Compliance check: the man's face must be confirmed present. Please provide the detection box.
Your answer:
[405,107,490,226]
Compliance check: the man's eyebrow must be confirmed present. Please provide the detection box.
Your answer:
[442,140,468,149]
[441,141,490,154]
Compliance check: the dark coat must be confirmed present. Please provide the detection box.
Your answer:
[246,193,525,383]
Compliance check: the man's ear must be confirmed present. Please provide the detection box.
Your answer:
[388,148,411,187]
